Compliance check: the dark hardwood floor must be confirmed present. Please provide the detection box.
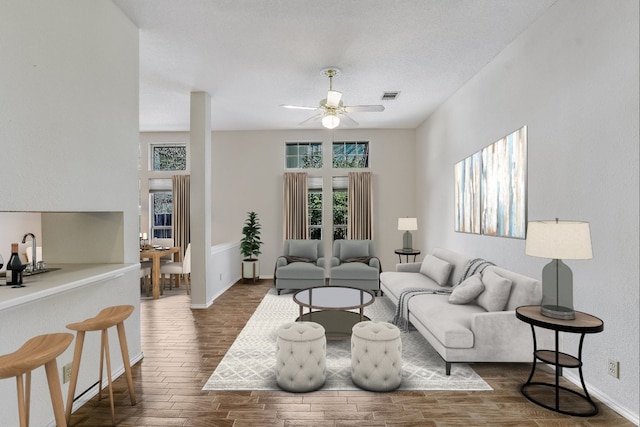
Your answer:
[69,280,633,426]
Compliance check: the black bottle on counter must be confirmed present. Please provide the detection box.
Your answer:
[7,243,25,287]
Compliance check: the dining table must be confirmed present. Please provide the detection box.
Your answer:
[139,246,181,299]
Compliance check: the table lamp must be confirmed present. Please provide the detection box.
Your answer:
[398,218,418,250]
[525,219,593,320]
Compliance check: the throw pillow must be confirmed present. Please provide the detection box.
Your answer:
[288,240,317,261]
[419,254,453,287]
[449,274,484,304]
[340,241,370,260]
[476,269,513,312]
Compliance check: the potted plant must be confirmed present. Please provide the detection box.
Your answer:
[240,211,263,283]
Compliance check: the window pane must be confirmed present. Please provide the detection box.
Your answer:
[332,141,369,168]
[332,187,347,241]
[285,142,322,169]
[151,192,172,238]
[152,145,186,171]
[308,186,322,240]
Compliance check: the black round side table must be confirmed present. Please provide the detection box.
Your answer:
[394,249,420,263]
[515,305,604,417]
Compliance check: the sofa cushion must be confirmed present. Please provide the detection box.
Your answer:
[449,274,484,305]
[340,241,370,260]
[408,294,484,348]
[331,262,379,280]
[419,255,452,286]
[484,266,543,310]
[379,272,441,301]
[432,248,472,287]
[288,240,318,260]
[476,269,513,312]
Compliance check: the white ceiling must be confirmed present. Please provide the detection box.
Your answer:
[113,0,556,132]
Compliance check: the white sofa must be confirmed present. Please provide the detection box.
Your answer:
[380,248,553,375]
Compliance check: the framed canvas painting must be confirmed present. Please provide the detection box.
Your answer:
[454,150,482,234]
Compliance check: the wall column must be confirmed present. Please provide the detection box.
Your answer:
[189,91,212,307]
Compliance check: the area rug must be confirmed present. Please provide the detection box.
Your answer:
[203,289,492,391]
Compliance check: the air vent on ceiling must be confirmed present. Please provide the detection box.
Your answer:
[381,91,400,101]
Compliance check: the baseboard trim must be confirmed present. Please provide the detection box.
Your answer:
[563,371,639,425]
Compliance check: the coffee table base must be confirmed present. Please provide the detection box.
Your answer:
[297,310,370,339]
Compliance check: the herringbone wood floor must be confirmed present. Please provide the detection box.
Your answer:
[68,280,633,426]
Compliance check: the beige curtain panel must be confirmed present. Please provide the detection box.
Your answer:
[347,171,373,240]
[172,174,190,254]
[283,172,309,240]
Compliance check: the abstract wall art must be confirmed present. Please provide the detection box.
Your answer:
[454,125,527,239]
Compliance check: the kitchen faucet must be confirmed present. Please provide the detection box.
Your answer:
[21,233,37,272]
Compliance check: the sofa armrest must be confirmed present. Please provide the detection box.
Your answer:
[369,257,380,270]
[276,256,288,269]
[329,257,341,268]
[317,257,327,268]
[396,262,421,273]
[470,310,553,361]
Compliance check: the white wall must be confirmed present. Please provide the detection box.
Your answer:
[0,1,140,425]
[416,0,639,421]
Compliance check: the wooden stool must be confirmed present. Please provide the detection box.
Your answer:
[65,305,136,425]
[0,333,73,427]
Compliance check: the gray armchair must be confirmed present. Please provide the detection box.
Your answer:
[275,240,326,295]
[329,239,381,294]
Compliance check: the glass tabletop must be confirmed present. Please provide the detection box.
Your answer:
[293,286,375,310]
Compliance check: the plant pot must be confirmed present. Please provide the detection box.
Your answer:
[242,259,259,283]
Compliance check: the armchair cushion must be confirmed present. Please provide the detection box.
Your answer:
[339,240,370,260]
[288,240,318,260]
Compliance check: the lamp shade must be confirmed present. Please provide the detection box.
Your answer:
[398,217,418,231]
[326,90,342,108]
[525,220,593,260]
[322,114,340,129]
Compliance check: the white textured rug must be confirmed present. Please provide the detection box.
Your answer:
[203,289,492,391]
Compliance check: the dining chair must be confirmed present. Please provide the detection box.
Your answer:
[140,265,152,296]
[160,243,191,294]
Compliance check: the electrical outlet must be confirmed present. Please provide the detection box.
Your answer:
[608,358,619,379]
[63,363,72,383]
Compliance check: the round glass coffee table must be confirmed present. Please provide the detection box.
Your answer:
[293,286,375,339]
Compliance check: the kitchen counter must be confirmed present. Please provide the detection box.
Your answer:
[0,263,138,310]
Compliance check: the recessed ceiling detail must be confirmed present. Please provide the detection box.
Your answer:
[382,92,400,101]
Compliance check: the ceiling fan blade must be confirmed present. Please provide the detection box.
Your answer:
[281,104,319,110]
[339,113,359,127]
[298,112,323,125]
[344,105,385,113]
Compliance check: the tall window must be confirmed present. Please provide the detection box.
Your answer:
[151,144,187,171]
[286,142,322,169]
[149,178,172,239]
[150,192,172,238]
[332,176,348,240]
[333,141,369,168]
[308,177,322,240]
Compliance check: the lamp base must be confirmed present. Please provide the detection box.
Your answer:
[540,304,575,320]
[402,231,413,250]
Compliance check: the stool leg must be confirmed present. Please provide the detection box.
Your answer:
[116,321,137,405]
[101,329,116,424]
[65,331,85,424]
[44,358,68,427]
[16,373,28,427]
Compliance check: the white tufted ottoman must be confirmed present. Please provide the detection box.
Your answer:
[275,321,326,392]
[351,321,402,391]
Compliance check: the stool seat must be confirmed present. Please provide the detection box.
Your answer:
[65,305,136,425]
[0,333,73,379]
[66,305,134,332]
[0,333,73,427]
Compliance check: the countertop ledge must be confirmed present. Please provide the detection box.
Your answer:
[0,263,139,310]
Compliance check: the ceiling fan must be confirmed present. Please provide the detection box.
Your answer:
[281,68,385,129]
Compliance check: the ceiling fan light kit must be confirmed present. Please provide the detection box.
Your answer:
[282,67,385,129]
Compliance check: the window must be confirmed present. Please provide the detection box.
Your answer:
[332,176,348,240]
[332,141,369,168]
[308,177,323,240]
[149,179,172,239]
[285,142,322,169]
[150,192,172,238]
[151,144,187,171]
